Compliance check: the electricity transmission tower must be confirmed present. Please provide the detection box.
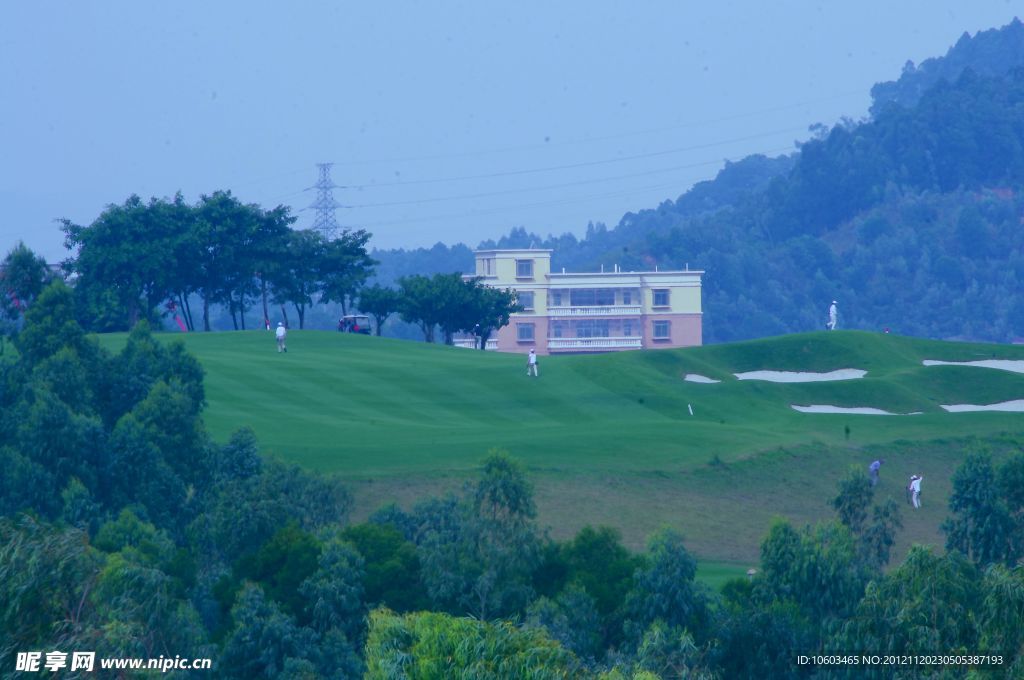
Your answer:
[308,162,344,241]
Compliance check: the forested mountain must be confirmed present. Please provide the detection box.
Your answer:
[870,17,1024,114]
[373,19,1024,344]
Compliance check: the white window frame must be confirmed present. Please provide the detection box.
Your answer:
[652,320,671,340]
[516,259,534,278]
[517,291,535,311]
[516,323,535,342]
[653,289,670,308]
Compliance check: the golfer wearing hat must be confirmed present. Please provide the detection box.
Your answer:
[827,300,838,330]
[527,348,538,377]
[909,475,923,509]
[276,322,288,353]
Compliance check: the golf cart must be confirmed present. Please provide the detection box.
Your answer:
[338,314,372,335]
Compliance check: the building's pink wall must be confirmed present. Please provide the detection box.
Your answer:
[642,313,702,350]
[494,316,549,354]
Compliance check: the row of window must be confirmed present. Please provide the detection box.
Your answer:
[516,289,670,310]
[516,320,672,342]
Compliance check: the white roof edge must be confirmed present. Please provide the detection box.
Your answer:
[473,248,554,254]
[548,270,704,277]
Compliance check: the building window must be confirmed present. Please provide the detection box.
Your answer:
[576,320,610,338]
[623,320,633,337]
[622,290,633,305]
[653,289,670,307]
[653,320,671,340]
[517,291,535,311]
[516,259,534,278]
[517,323,535,342]
[551,290,562,306]
[551,321,564,338]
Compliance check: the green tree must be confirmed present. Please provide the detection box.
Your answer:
[236,523,323,621]
[633,621,717,680]
[193,191,264,331]
[525,583,602,661]
[270,229,327,329]
[467,280,521,350]
[829,547,982,675]
[14,280,92,367]
[253,205,297,330]
[758,520,868,623]
[431,272,478,345]
[62,194,189,327]
[943,452,1022,567]
[364,609,578,679]
[397,274,442,342]
[557,525,645,620]
[318,230,376,317]
[220,583,318,679]
[418,453,542,619]
[298,532,365,641]
[978,564,1024,674]
[0,241,51,343]
[0,516,103,663]
[624,528,709,640]
[831,465,873,534]
[356,284,402,336]
[340,522,428,611]
[858,498,903,569]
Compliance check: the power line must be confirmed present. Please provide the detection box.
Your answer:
[330,89,863,167]
[354,147,790,228]
[347,145,794,208]
[226,90,859,192]
[346,126,806,189]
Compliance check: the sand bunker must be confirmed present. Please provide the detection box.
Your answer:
[923,359,1024,374]
[791,404,898,415]
[684,374,720,383]
[941,400,1024,413]
[734,369,866,382]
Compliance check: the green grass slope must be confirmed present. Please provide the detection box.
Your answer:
[98,330,1024,566]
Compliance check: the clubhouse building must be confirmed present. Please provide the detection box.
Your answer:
[459,248,703,355]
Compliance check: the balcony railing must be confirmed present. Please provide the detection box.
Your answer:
[453,338,499,350]
[547,305,642,317]
[548,337,642,351]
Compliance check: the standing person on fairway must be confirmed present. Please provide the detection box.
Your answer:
[909,474,923,508]
[276,322,288,353]
[868,458,884,487]
[827,300,838,330]
[527,348,539,377]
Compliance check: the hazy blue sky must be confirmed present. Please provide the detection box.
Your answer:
[2,1,1020,260]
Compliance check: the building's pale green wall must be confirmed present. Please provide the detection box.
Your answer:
[642,285,701,314]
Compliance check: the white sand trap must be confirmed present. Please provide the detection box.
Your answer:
[941,400,1024,413]
[734,369,866,382]
[791,404,899,415]
[923,359,1024,374]
[684,373,720,383]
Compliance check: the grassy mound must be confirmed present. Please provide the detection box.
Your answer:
[97,330,1024,569]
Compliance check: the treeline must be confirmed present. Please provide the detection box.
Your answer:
[59,191,374,332]
[3,239,519,350]
[375,21,1024,344]
[2,285,1024,678]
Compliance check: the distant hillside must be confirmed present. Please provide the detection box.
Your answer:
[372,19,1024,344]
[870,17,1024,115]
